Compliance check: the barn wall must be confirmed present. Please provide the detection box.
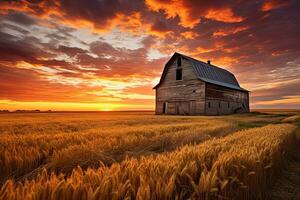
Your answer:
[155,57,205,115]
[205,83,249,115]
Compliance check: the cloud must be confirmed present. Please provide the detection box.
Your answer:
[204,7,244,23]
[145,0,245,28]
[180,31,199,39]
[255,95,300,106]
[0,18,162,107]
[0,62,156,106]
[5,12,36,26]
[0,0,148,33]
[213,26,250,37]
[0,34,43,64]
[57,45,87,57]
[0,64,93,102]
[261,0,290,11]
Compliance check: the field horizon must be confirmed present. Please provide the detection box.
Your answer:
[1,108,300,113]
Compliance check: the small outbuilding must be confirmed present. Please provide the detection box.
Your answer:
[153,52,249,115]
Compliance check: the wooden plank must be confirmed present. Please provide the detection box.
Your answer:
[205,83,249,114]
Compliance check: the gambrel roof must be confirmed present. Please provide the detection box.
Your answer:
[154,52,248,92]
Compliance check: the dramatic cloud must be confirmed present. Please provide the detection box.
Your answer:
[261,0,290,11]
[145,0,245,28]
[0,0,299,110]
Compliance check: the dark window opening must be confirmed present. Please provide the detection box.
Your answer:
[163,102,167,114]
[176,68,182,80]
[177,57,181,67]
[219,102,221,108]
[193,90,196,93]
[208,102,211,108]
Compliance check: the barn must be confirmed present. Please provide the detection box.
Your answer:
[153,52,249,115]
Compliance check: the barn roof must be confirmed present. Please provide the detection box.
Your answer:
[154,52,248,92]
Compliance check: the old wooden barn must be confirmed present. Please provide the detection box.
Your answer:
[154,52,249,115]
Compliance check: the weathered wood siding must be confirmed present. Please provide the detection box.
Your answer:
[155,57,205,115]
[205,83,249,115]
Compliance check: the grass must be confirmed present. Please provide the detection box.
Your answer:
[237,120,278,129]
[0,111,299,200]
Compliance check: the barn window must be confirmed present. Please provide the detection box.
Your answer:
[177,57,181,67]
[176,68,182,80]
[208,102,211,108]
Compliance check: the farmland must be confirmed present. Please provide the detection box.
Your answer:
[0,111,299,200]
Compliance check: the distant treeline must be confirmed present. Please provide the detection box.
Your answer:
[0,110,52,113]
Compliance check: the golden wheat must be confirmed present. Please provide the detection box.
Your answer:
[0,123,296,200]
[0,113,236,181]
[282,115,300,123]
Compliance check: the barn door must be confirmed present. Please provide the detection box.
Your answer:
[163,102,168,114]
[189,101,196,115]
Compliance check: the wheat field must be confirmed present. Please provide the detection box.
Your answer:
[0,111,299,200]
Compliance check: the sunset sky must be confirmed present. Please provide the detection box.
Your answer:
[0,0,299,111]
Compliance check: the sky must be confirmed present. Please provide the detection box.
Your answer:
[0,0,299,111]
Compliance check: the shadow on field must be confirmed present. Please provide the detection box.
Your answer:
[268,127,300,200]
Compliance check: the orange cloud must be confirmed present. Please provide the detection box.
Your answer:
[145,0,199,28]
[0,0,172,39]
[205,8,244,23]
[213,26,250,37]
[261,0,289,11]
[0,1,62,19]
[0,1,29,14]
[0,1,147,35]
[213,57,239,68]
[196,47,215,54]
[145,0,244,28]
[108,12,144,35]
[180,31,199,39]
[55,11,146,35]
[0,64,156,109]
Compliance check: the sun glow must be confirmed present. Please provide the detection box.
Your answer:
[0,100,154,111]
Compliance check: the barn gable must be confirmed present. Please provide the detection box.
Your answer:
[154,52,247,92]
